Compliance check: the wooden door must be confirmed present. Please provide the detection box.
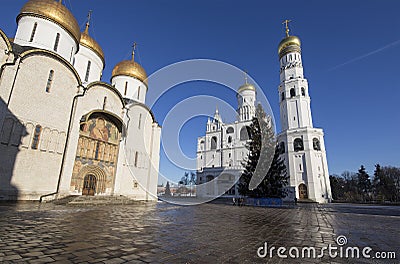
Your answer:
[82,174,96,196]
[299,184,308,199]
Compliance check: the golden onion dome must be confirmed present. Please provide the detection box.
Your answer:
[238,83,256,93]
[111,59,148,86]
[278,35,301,58]
[17,0,80,44]
[80,26,105,65]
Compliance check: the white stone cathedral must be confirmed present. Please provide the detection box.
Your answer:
[0,0,161,201]
[197,24,332,203]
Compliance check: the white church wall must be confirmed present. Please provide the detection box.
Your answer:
[111,76,147,104]
[15,17,78,63]
[74,45,103,84]
[0,54,79,200]
[113,103,159,200]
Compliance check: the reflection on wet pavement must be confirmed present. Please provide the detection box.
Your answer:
[0,202,398,263]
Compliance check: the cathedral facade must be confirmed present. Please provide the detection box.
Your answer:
[0,0,161,201]
[197,26,332,203]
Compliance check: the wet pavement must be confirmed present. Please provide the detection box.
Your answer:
[0,202,399,263]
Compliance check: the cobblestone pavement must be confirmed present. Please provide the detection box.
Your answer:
[0,202,399,263]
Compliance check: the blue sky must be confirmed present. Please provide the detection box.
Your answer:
[2,0,400,182]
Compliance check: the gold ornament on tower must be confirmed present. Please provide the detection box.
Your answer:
[111,42,148,86]
[18,0,81,43]
[278,19,301,58]
[80,10,105,64]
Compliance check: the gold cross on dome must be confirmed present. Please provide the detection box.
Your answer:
[131,42,137,61]
[282,19,291,37]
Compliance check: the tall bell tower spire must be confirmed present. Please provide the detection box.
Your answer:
[277,21,332,203]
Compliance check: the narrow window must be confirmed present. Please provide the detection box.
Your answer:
[53,33,60,52]
[31,125,42,150]
[134,151,138,167]
[293,138,304,152]
[102,96,107,110]
[45,70,54,93]
[70,47,74,63]
[281,92,285,101]
[313,138,321,151]
[124,82,128,96]
[84,60,91,82]
[138,114,142,129]
[290,88,295,97]
[227,136,232,143]
[211,137,217,150]
[137,86,140,99]
[29,22,37,42]
[301,87,306,96]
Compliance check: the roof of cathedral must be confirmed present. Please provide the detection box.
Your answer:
[111,54,148,86]
[18,0,81,44]
[80,24,105,65]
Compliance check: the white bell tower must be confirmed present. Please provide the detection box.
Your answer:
[277,20,332,203]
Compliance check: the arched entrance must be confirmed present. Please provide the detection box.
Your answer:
[70,111,123,196]
[299,183,308,199]
[82,174,96,196]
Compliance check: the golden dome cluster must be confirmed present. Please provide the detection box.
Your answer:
[18,0,81,44]
[112,60,148,86]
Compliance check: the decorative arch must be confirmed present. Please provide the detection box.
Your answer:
[211,136,217,150]
[0,29,12,52]
[290,88,296,97]
[299,183,308,199]
[293,138,304,152]
[86,81,126,108]
[313,138,321,151]
[20,49,82,85]
[240,126,251,141]
[75,165,108,195]
[226,127,234,134]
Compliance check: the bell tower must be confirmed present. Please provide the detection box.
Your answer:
[277,20,332,203]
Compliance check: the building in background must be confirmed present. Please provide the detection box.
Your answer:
[196,22,332,203]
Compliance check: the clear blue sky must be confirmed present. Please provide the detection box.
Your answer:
[2,0,400,182]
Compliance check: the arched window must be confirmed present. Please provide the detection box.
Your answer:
[29,22,37,42]
[54,33,60,52]
[124,82,128,96]
[281,92,285,101]
[31,125,42,150]
[45,70,54,93]
[301,87,305,96]
[290,88,296,98]
[226,127,234,134]
[279,142,285,154]
[313,138,321,151]
[240,126,251,141]
[211,136,217,150]
[85,61,91,82]
[293,138,304,152]
[227,136,232,143]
